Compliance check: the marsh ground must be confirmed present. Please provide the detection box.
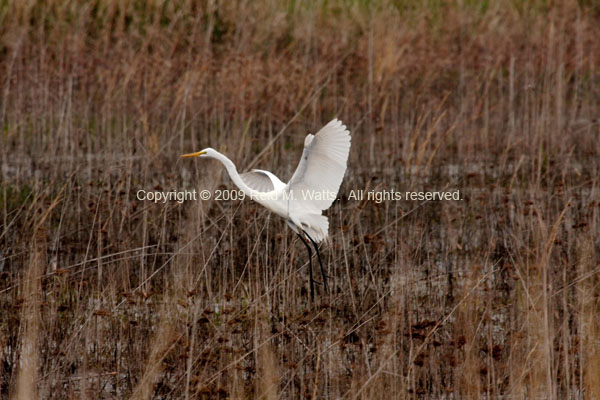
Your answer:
[1,1,599,398]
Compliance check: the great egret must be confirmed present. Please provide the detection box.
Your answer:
[182,119,351,299]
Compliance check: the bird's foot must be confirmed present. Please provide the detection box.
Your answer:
[311,278,329,294]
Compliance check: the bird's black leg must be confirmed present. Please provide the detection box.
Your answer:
[305,233,328,293]
[296,232,315,301]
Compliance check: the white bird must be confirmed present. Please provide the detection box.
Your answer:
[182,119,351,299]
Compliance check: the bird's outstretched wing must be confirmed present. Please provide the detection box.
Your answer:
[241,169,284,192]
[286,119,351,211]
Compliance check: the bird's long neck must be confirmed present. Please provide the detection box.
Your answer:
[211,151,260,198]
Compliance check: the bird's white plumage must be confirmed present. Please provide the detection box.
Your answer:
[241,169,284,192]
[182,118,350,243]
[287,119,351,212]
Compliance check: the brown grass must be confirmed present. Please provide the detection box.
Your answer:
[1,0,599,398]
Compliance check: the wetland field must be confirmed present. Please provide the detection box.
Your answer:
[1,1,599,398]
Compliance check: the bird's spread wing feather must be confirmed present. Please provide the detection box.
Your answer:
[240,170,275,192]
[287,119,351,211]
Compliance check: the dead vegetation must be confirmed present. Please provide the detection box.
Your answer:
[1,0,599,398]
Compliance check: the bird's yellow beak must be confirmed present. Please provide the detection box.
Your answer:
[181,151,206,158]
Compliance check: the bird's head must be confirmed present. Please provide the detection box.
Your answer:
[181,147,217,159]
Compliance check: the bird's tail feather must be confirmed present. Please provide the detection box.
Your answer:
[301,213,329,243]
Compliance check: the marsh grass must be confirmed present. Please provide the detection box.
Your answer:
[1,0,599,398]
